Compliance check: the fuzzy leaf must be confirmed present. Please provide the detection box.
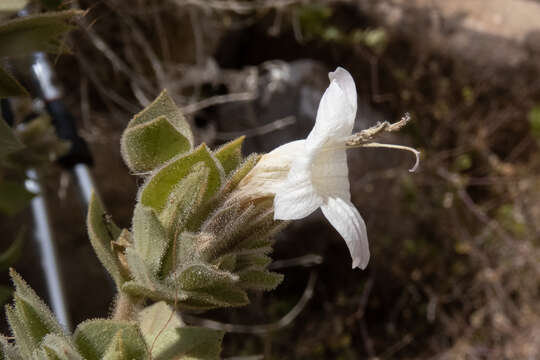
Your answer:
[101,331,125,360]
[214,136,244,177]
[39,334,83,360]
[126,90,193,143]
[140,144,224,213]
[138,302,224,360]
[9,270,64,347]
[238,270,283,291]
[0,229,25,271]
[0,181,35,216]
[132,205,168,276]
[6,304,34,358]
[73,320,148,360]
[121,115,192,174]
[87,193,125,287]
[125,248,165,294]
[0,10,81,57]
[0,66,28,98]
[0,115,24,157]
[156,327,224,360]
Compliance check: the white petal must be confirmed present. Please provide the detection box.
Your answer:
[306,69,357,150]
[321,197,369,269]
[274,173,323,220]
[312,148,350,201]
[238,140,305,196]
[329,67,357,112]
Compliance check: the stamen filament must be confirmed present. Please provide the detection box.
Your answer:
[350,142,420,172]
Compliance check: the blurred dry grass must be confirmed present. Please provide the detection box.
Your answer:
[8,0,540,359]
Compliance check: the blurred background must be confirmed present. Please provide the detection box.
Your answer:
[2,0,540,359]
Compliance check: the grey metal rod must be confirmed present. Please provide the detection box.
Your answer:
[25,169,71,331]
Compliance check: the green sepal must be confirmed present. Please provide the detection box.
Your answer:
[235,254,272,272]
[87,193,126,288]
[186,153,259,232]
[214,136,244,177]
[121,115,192,174]
[0,66,28,99]
[174,264,249,308]
[238,270,283,291]
[162,232,209,277]
[0,10,81,57]
[132,205,168,276]
[139,144,224,213]
[158,163,208,236]
[73,319,148,360]
[38,334,83,360]
[214,253,237,272]
[0,115,24,157]
[0,181,35,216]
[126,90,193,143]
[5,304,33,358]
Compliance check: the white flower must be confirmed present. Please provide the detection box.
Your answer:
[238,67,419,270]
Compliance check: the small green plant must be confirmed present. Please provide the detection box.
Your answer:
[1,68,417,359]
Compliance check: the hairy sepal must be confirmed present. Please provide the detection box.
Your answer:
[214,136,244,177]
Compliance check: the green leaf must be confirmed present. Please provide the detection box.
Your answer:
[238,270,283,291]
[125,248,164,293]
[10,269,65,338]
[101,331,126,360]
[140,144,224,213]
[126,90,193,143]
[5,304,34,358]
[39,334,83,360]
[73,320,148,360]
[121,115,192,174]
[156,327,224,360]
[132,205,168,276]
[87,192,125,287]
[0,10,81,58]
[0,228,25,271]
[0,66,28,98]
[138,301,224,360]
[0,181,35,216]
[214,136,244,177]
[0,115,24,157]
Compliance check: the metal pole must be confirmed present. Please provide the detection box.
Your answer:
[25,169,71,331]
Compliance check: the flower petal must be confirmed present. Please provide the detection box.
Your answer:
[274,171,323,220]
[321,197,369,269]
[306,68,357,150]
[329,67,357,111]
[312,148,350,201]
